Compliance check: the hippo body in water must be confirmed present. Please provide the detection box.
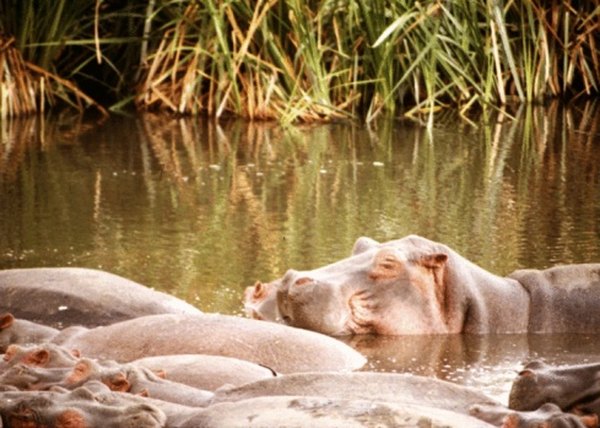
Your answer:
[0,313,366,374]
[0,267,201,327]
[509,360,600,416]
[245,235,600,335]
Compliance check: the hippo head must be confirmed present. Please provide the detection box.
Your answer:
[243,280,282,321]
[246,236,451,336]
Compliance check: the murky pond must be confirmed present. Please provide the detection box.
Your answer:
[1,102,600,403]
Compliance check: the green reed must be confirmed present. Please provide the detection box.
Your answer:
[1,0,600,122]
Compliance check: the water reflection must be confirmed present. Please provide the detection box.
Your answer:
[340,333,600,403]
[1,104,599,310]
[1,104,600,401]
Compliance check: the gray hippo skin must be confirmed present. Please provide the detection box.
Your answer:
[53,313,366,374]
[192,395,495,428]
[470,403,596,428]
[0,267,201,327]
[0,386,167,428]
[509,361,600,417]
[61,358,214,407]
[132,354,276,391]
[245,235,600,335]
[0,313,59,352]
[2,343,80,369]
[212,371,500,415]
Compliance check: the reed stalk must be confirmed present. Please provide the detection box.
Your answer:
[1,0,600,122]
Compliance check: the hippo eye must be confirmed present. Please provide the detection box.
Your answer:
[295,277,314,286]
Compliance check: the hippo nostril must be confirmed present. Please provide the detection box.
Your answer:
[294,277,314,287]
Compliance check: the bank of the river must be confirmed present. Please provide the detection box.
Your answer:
[0,1,599,122]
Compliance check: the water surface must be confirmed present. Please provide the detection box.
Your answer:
[1,103,599,402]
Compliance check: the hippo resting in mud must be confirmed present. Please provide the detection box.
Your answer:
[0,267,201,327]
[244,235,600,335]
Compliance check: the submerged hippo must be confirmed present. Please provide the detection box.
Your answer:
[0,313,365,374]
[0,267,201,327]
[0,386,166,428]
[245,235,600,335]
[212,371,500,415]
[470,402,598,428]
[132,354,276,391]
[509,360,600,417]
[196,395,494,428]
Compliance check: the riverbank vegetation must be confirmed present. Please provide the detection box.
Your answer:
[0,0,599,123]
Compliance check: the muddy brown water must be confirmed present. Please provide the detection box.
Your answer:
[1,103,599,404]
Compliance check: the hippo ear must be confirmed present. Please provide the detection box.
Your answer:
[0,313,15,329]
[517,369,537,380]
[3,345,18,362]
[370,250,403,280]
[67,360,92,385]
[418,253,448,269]
[352,237,379,255]
[55,409,86,427]
[107,372,130,392]
[251,281,266,299]
[153,369,167,379]
[24,349,50,367]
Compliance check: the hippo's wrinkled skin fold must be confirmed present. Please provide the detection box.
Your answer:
[245,235,600,335]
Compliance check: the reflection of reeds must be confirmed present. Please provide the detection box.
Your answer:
[0,112,102,183]
[0,35,106,118]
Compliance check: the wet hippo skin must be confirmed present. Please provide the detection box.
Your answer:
[509,361,600,417]
[0,267,201,328]
[245,235,600,335]
[0,313,366,374]
[470,402,597,428]
[0,386,167,428]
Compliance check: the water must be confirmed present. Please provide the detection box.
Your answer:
[1,103,600,403]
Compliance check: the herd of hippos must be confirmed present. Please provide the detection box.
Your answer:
[1,235,600,427]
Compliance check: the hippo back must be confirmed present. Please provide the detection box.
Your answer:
[55,313,366,374]
[0,268,201,328]
[509,264,600,333]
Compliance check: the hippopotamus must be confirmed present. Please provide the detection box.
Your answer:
[0,363,74,390]
[0,386,167,428]
[470,403,598,428]
[509,361,600,417]
[195,395,495,428]
[132,354,276,390]
[212,371,500,415]
[2,343,80,369]
[0,313,365,373]
[245,235,600,335]
[0,267,201,327]
[0,313,59,352]
[61,358,214,407]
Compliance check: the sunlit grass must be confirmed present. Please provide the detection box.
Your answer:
[1,0,599,122]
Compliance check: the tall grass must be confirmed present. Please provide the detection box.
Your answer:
[1,0,600,122]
